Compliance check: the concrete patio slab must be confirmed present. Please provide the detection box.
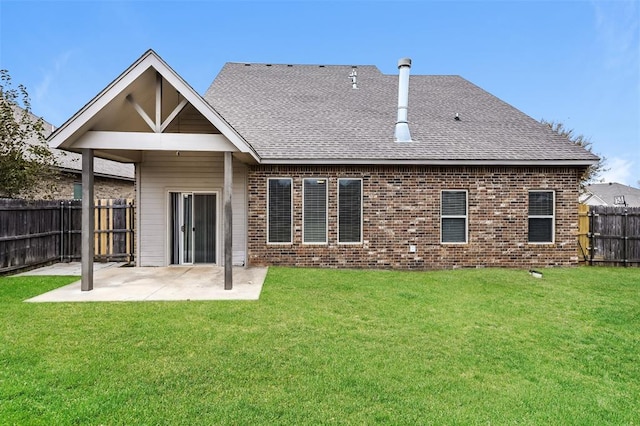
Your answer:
[23,264,268,302]
[15,262,125,276]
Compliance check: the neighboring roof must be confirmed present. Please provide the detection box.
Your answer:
[580,183,640,207]
[14,105,134,180]
[205,62,599,165]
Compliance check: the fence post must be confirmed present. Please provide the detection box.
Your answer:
[127,199,134,264]
[109,199,114,259]
[60,201,64,263]
[67,200,73,262]
[64,201,68,262]
[623,208,628,267]
[588,208,594,266]
[94,199,100,259]
[577,204,590,262]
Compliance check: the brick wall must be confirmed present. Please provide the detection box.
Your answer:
[247,165,584,269]
[19,173,135,200]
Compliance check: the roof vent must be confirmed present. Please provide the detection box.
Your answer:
[349,68,358,89]
[394,57,412,142]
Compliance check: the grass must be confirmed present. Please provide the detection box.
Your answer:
[0,267,639,425]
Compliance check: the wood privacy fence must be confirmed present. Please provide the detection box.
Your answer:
[578,204,640,266]
[0,198,135,274]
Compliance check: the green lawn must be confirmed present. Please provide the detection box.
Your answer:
[1,267,638,425]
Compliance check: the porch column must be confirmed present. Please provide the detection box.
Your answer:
[223,151,233,290]
[81,149,95,291]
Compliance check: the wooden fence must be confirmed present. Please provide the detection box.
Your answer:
[0,198,135,274]
[578,204,640,266]
[94,199,135,263]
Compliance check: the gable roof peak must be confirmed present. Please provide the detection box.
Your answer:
[49,49,258,161]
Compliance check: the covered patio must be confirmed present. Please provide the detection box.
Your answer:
[23,263,268,302]
[47,50,259,294]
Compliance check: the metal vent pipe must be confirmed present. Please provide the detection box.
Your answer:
[394,57,412,142]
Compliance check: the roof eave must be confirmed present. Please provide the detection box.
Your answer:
[55,166,135,181]
[258,158,599,166]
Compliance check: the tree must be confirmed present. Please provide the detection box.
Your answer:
[541,119,607,186]
[0,70,58,198]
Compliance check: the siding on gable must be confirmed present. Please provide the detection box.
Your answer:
[138,151,247,266]
[163,104,221,134]
[248,165,584,269]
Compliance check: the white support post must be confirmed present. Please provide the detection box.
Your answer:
[223,151,233,290]
[81,149,94,291]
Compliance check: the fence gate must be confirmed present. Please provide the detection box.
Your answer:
[94,199,135,263]
[578,204,640,266]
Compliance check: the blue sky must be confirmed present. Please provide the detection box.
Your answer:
[1,0,638,185]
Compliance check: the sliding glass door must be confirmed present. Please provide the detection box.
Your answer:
[170,192,217,264]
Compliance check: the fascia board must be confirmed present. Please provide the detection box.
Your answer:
[49,50,157,150]
[258,159,599,167]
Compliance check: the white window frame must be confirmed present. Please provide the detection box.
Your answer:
[338,178,363,244]
[441,189,468,244]
[267,177,293,244]
[303,178,328,244]
[528,190,555,244]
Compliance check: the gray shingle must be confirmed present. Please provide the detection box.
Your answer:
[581,183,640,207]
[204,62,598,163]
[15,105,134,179]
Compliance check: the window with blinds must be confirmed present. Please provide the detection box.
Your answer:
[338,179,362,243]
[441,190,468,243]
[528,190,554,243]
[267,178,292,243]
[303,178,327,244]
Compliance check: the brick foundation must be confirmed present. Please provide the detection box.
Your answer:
[247,165,583,269]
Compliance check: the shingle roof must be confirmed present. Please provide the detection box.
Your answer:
[205,62,599,164]
[16,105,134,179]
[581,183,640,207]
